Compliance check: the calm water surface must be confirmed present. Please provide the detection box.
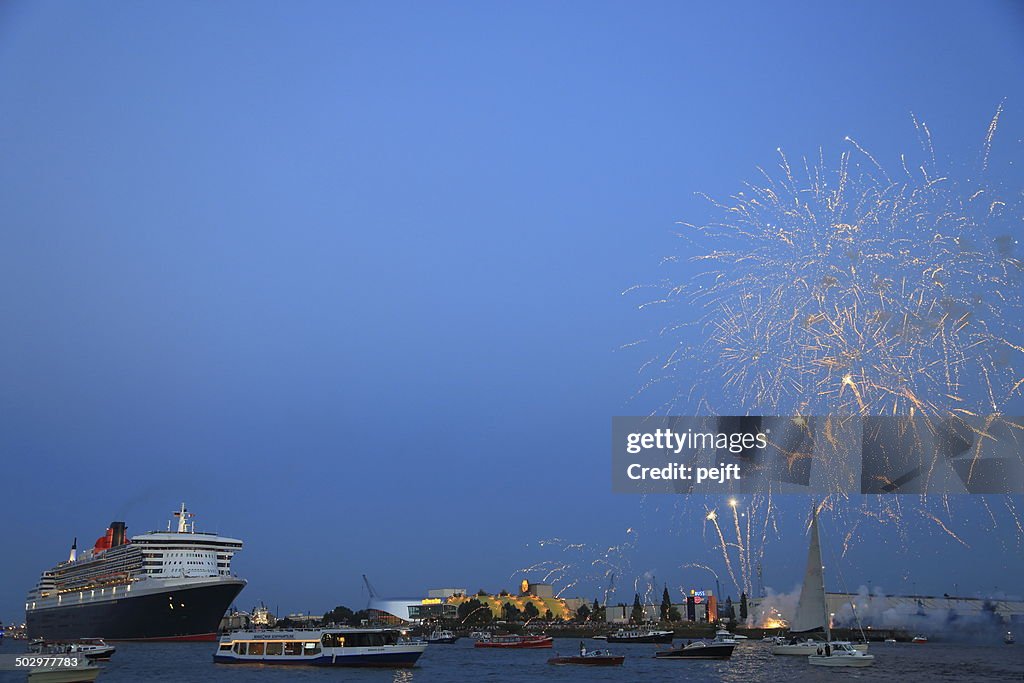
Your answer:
[2,637,1023,682]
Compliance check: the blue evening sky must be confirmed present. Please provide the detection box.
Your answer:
[1,1,1022,619]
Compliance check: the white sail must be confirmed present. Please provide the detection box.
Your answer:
[790,511,828,635]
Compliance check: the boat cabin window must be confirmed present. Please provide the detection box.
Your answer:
[321,633,345,648]
[284,642,302,656]
[326,631,395,648]
[265,642,283,656]
[232,642,246,655]
[348,633,369,647]
[248,642,265,656]
[302,641,321,655]
[218,643,232,652]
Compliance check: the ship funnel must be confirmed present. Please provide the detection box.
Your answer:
[110,521,127,547]
[68,537,77,562]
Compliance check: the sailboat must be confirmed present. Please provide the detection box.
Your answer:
[771,510,872,665]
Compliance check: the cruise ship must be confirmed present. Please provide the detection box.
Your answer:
[26,503,245,641]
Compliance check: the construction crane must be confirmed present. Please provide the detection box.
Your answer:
[362,574,378,608]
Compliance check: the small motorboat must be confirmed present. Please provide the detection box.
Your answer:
[26,661,101,683]
[28,639,116,661]
[592,634,608,640]
[771,636,868,655]
[714,628,744,643]
[884,638,897,644]
[425,629,459,644]
[474,634,553,649]
[911,635,928,644]
[654,639,735,660]
[548,648,624,666]
[1005,631,1015,645]
[807,642,875,668]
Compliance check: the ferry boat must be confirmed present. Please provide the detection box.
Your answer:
[26,503,245,641]
[473,634,553,649]
[425,629,458,644]
[214,628,427,667]
[606,627,674,644]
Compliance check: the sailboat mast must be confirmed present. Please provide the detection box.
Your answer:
[813,511,831,642]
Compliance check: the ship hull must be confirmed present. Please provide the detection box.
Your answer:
[214,651,425,667]
[607,632,674,644]
[27,579,244,641]
[655,643,735,660]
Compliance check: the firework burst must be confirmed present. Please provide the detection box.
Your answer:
[640,107,1022,419]
[527,111,1022,607]
[626,108,1024,580]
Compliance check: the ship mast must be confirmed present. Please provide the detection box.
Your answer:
[174,503,193,533]
[812,510,832,643]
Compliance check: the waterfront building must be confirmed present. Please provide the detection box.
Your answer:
[367,583,585,624]
[749,592,1024,631]
[251,603,276,627]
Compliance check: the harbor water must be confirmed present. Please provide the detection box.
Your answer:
[2,637,1023,682]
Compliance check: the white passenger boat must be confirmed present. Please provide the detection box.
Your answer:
[425,628,458,644]
[606,627,674,643]
[214,627,427,667]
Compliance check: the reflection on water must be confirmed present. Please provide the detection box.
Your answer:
[392,669,415,683]
[1,638,1023,682]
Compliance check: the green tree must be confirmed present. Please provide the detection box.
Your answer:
[668,605,681,622]
[524,602,540,620]
[740,592,748,621]
[590,599,606,623]
[576,603,591,623]
[502,602,523,622]
[323,605,354,625]
[660,585,672,622]
[630,593,644,624]
[544,609,554,621]
[457,598,492,625]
